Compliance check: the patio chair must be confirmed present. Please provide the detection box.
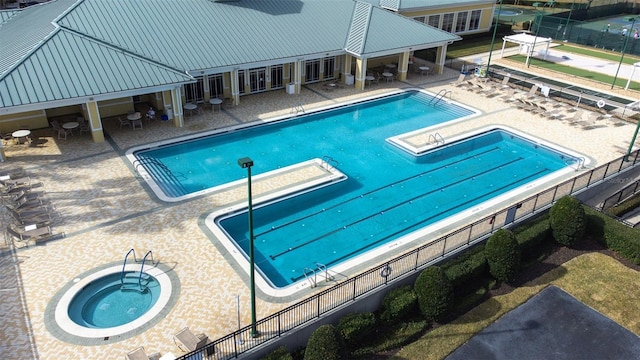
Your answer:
[132,118,143,130]
[119,117,131,129]
[174,327,209,352]
[1,131,12,145]
[5,224,55,248]
[78,117,91,133]
[1,181,44,195]
[125,346,161,360]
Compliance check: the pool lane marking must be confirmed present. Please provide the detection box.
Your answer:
[268,156,527,261]
[255,146,502,238]
[287,167,549,282]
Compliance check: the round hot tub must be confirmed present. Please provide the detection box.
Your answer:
[50,263,177,342]
[67,271,161,329]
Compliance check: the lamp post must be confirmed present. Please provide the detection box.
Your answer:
[611,17,637,89]
[237,157,259,338]
[486,0,503,74]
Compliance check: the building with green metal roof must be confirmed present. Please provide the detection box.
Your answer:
[0,0,496,143]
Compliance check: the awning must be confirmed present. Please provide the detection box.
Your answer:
[500,33,553,66]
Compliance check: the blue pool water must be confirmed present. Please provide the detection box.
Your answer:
[133,91,474,198]
[68,272,160,328]
[218,129,576,287]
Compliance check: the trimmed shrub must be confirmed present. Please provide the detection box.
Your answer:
[549,195,586,246]
[379,285,418,323]
[414,266,453,322]
[485,229,521,282]
[261,346,293,360]
[350,320,429,357]
[304,324,345,360]
[442,244,487,297]
[584,206,640,265]
[512,213,552,261]
[337,312,376,346]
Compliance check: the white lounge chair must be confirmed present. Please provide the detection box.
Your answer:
[5,224,57,247]
[125,346,161,360]
[174,327,209,352]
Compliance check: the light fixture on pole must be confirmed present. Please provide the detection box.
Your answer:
[612,17,637,89]
[237,157,259,338]
[486,0,503,74]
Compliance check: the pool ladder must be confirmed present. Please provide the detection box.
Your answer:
[428,132,445,146]
[321,155,339,170]
[430,89,452,106]
[121,249,155,292]
[566,156,586,171]
[303,263,335,288]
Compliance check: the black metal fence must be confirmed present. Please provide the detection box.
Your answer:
[178,149,640,360]
[601,178,640,210]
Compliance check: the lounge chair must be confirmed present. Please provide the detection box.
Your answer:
[14,195,51,209]
[174,327,209,352]
[125,346,161,360]
[5,224,57,247]
[1,176,30,187]
[6,205,58,226]
[2,181,44,194]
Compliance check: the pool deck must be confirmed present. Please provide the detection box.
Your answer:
[1,58,639,359]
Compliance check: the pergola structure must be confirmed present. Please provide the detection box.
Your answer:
[500,33,552,66]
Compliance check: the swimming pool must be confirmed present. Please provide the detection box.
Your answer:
[209,126,585,294]
[128,90,477,201]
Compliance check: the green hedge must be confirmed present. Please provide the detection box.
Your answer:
[304,324,345,360]
[584,206,640,265]
[379,285,418,323]
[261,346,293,360]
[337,312,376,346]
[350,320,429,357]
[442,244,487,297]
[512,213,552,261]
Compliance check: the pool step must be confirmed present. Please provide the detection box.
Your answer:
[121,272,151,291]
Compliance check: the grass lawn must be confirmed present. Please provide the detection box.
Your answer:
[392,253,640,360]
[556,44,640,65]
[506,54,640,91]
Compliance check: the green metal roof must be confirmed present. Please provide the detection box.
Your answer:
[0,0,461,111]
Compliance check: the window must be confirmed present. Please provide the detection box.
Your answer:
[442,13,454,33]
[208,74,224,99]
[323,57,335,80]
[271,65,284,89]
[469,10,481,31]
[305,59,321,83]
[428,14,440,28]
[249,68,266,93]
[455,12,468,33]
[183,77,204,104]
[413,16,425,24]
